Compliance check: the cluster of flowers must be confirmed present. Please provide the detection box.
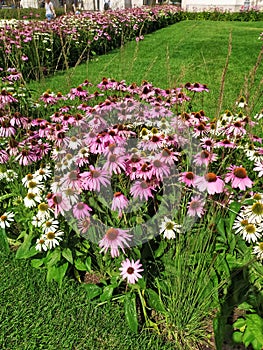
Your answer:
[0,5,182,77]
[1,66,263,284]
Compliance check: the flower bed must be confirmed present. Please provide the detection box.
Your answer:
[0,5,185,80]
[0,49,263,346]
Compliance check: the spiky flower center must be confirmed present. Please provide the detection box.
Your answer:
[106,228,119,241]
[26,174,34,181]
[109,154,117,162]
[127,267,135,274]
[190,201,201,210]
[205,173,217,182]
[69,171,78,180]
[165,222,175,230]
[47,231,55,240]
[233,167,247,179]
[28,181,37,189]
[200,150,210,159]
[38,203,49,211]
[251,202,263,216]
[140,181,149,189]
[114,192,122,197]
[162,148,171,157]
[241,219,249,226]
[76,203,85,210]
[185,172,194,180]
[258,242,263,251]
[245,224,256,234]
[153,160,162,168]
[70,136,77,142]
[27,192,36,200]
[90,170,100,178]
[0,215,7,221]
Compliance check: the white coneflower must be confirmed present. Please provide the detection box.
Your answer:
[3,169,18,182]
[27,180,45,195]
[34,165,52,181]
[23,192,42,208]
[0,211,15,229]
[41,218,59,234]
[232,216,263,243]
[44,230,64,249]
[252,242,263,261]
[243,201,263,224]
[35,236,48,252]
[37,202,52,219]
[32,215,45,228]
[22,173,41,187]
[159,216,181,239]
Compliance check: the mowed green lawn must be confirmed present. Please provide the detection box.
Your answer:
[2,19,263,350]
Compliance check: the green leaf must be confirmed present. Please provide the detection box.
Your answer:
[74,257,88,271]
[216,218,226,236]
[124,292,138,333]
[46,262,68,287]
[15,233,34,259]
[82,284,102,300]
[233,318,246,330]
[85,256,92,272]
[154,240,167,258]
[243,331,255,348]
[31,258,45,268]
[62,248,73,264]
[232,331,243,344]
[146,288,166,313]
[46,249,61,267]
[99,285,115,302]
[0,229,10,254]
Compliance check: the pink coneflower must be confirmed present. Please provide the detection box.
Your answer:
[99,227,132,258]
[187,195,205,217]
[215,139,236,148]
[195,173,225,195]
[67,85,89,100]
[157,148,179,166]
[200,137,216,151]
[179,171,197,187]
[39,91,57,105]
[193,150,217,167]
[225,165,253,191]
[15,148,37,166]
[150,158,170,181]
[0,120,16,137]
[73,202,92,219]
[102,153,127,175]
[0,150,9,163]
[253,161,263,177]
[77,216,91,235]
[47,193,71,218]
[225,121,246,137]
[61,170,81,191]
[119,258,144,284]
[130,180,155,201]
[139,134,165,151]
[111,192,129,216]
[80,166,110,192]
